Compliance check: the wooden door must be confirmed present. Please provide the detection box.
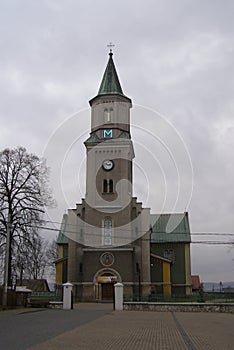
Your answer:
[102,283,114,300]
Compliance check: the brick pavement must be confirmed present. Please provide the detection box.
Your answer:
[176,312,234,350]
[29,304,234,350]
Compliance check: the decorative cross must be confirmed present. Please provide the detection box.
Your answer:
[107,42,115,53]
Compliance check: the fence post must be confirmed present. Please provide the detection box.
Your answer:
[63,282,73,309]
[114,282,123,311]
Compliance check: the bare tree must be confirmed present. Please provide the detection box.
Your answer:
[13,236,58,283]
[0,147,54,290]
[45,239,58,278]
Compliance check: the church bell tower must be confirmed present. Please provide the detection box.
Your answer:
[85,51,134,213]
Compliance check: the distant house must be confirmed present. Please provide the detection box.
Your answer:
[17,279,50,292]
[191,275,201,291]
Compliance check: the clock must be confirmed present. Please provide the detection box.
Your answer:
[102,159,114,171]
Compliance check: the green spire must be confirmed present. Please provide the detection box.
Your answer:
[98,52,124,95]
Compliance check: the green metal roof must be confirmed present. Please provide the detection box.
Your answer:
[57,214,69,244]
[98,52,124,96]
[150,212,191,243]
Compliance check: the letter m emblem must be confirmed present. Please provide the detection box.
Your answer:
[104,129,113,138]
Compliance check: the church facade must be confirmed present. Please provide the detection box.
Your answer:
[55,51,192,301]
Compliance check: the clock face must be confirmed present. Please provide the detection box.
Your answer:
[102,159,114,171]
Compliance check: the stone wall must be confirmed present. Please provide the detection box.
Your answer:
[123,302,234,313]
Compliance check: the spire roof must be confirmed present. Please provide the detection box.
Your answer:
[98,52,124,96]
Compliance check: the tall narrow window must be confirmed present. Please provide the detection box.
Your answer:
[109,179,113,193]
[104,107,113,123]
[169,249,174,261]
[135,227,138,238]
[103,179,113,193]
[103,179,108,193]
[132,207,137,220]
[79,263,83,273]
[104,217,112,246]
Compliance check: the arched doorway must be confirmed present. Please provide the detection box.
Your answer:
[99,274,115,300]
[94,268,121,301]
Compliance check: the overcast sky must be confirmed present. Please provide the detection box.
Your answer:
[0,0,234,283]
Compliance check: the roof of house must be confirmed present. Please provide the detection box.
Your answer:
[16,279,50,292]
[150,212,191,243]
[191,275,201,290]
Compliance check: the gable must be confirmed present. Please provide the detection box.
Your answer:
[150,212,191,243]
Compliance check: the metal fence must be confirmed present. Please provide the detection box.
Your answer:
[123,292,234,303]
[27,292,62,307]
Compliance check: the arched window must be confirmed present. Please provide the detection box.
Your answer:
[104,217,112,246]
[104,107,113,123]
[103,179,113,193]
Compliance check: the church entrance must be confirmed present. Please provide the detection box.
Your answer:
[101,283,114,300]
[96,275,117,301]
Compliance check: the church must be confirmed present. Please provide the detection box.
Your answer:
[55,50,192,301]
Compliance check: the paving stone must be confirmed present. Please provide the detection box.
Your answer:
[29,307,234,350]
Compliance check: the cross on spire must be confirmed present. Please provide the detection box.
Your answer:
[107,42,115,53]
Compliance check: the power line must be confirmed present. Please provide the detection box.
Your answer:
[23,223,234,245]
[42,219,234,236]
[191,242,233,245]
